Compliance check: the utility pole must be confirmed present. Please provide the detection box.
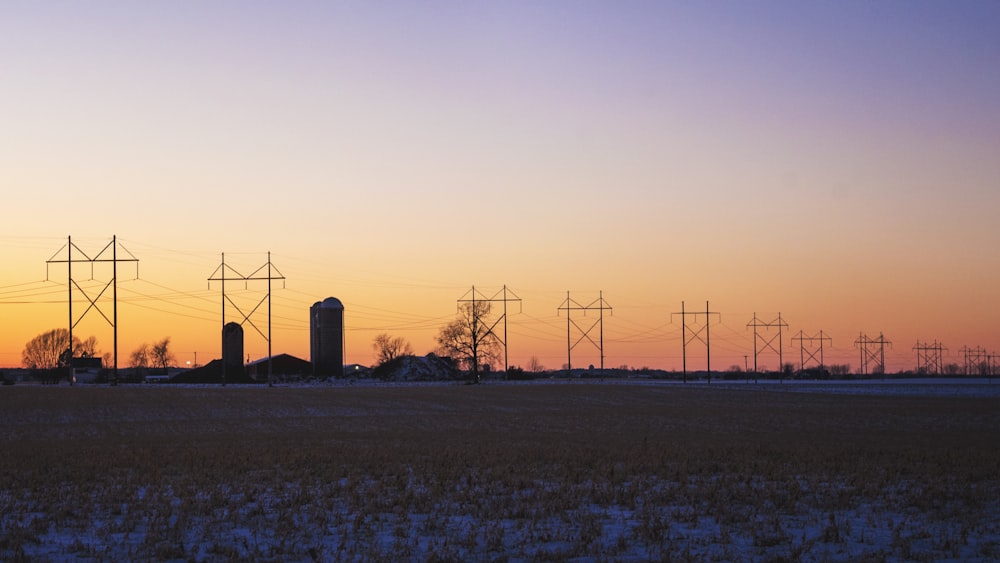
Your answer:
[46,236,139,385]
[791,330,832,373]
[457,285,522,380]
[557,291,612,373]
[208,252,285,386]
[671,300,721,383]
[746,312,788,382]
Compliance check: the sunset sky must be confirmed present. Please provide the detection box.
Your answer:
[2,2,998,373]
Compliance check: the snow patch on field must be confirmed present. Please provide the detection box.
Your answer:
[2,380,998,560]
[7,475,999,561]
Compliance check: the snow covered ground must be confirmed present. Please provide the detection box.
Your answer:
[1,381,997,561]
[687,377,1000,398]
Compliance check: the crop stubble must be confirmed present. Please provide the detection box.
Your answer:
[1,383,998,560]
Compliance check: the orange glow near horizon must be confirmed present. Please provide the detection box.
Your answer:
[1,236,998,374]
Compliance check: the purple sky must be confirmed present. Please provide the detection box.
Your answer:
[2,2,999,369]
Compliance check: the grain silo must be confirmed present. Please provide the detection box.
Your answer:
[222,321,245,378]
[310,297,344,378]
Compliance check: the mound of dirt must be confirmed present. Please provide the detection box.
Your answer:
[370,353,463,382]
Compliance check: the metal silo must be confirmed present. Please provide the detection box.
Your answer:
[310,297,344,378]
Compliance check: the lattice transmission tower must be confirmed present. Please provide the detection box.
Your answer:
[45,235,139,385]
[791,330,832,373]
[207,252,285,386]
[746,312,787,379]
[671,301,721,383]
[913,340,946,375]
[959,345,989,377]
[557,291,612,371]
[457,285,522,379]
[854,332,892,376]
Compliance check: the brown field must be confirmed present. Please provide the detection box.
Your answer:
[1,382,998,561]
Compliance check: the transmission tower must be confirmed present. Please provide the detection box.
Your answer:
[746,312,788,380]
[557,291,612,372]
[959,345,989,377]
[45,236,139,385]
[207,252,285,386]
[457,285,522,378]
[913,340,946,375]
[670,300,721,383]
[854,332,892,377]
[791,330,832,374]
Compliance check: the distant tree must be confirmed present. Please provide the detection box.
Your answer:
[128,338,174,372]
[828,364,851,378]
[527,356,545,373]
[943,363,962,376]
[129,343,151,370]
[21,328,90,369]
[150,337,175,370]
[435,300,501,383]
[372,333,413,366]
[77,336,99,358]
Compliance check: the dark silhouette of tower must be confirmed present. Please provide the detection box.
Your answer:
[311,297,344,378]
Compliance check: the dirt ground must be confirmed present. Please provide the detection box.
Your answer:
[2,382,998,560]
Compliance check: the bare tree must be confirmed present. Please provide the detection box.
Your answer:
[21,328,86,369]
[77,336,100,358]
[130,343,151,370]
[150,337,175,370]
[527,356,545,373]
[372,333,413,366]
[435,300,501,383]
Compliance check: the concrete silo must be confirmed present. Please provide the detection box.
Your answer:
[310,297,344,378]
[222,321,245,378]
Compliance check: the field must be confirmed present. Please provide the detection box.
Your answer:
[1,381,999,561]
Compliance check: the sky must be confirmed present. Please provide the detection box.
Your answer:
[2,1,999,373]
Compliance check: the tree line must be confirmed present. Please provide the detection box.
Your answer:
[21,328,175,372]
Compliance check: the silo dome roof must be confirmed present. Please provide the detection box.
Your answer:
[320,296,344,309]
